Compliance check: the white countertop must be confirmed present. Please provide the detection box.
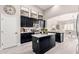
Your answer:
[21,32,33,33]
[32,33,55,38]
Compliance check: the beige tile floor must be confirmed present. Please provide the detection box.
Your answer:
[0,35,78,54]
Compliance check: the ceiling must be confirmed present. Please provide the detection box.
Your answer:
[35,5,53,11]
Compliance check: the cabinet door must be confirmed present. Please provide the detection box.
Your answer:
[21,33,33,44]
[29,19,33,27]
[50,35,55,47]
[26,17,30,27]
[1,14,18,49]
[26,18,33,27]
[22,17,33,27]
[21,34,26,44]
[21,16,26,27]
[55,33,61,42]
[39,36,50,50]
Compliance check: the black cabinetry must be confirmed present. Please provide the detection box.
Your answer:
[21,16,27,27]
[55,33,64,43]
[32,35,55,54]
[21,33,34,44]
[26,18,33,27]
[30,18,37,23]
[21,16,33,27]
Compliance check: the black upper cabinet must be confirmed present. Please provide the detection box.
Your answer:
[21,16,27,27]
[26,17,33,27]
[21,16,45,28]
[30,18,37,23]
[21,16,33,27]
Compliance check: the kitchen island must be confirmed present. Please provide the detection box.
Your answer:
[32,33,56,54]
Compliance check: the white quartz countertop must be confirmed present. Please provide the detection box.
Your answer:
[32,33,55,38]
[21,32,33,33]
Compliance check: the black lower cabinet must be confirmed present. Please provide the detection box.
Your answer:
[55,33,64,43]
[21,33,34,44]
[32,35,55,54]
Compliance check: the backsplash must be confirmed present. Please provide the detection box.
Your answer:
[21,27,34,33]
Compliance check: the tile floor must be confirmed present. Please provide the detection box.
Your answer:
[0,35,78,54]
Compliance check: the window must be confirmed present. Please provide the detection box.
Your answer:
[64,23,74,30]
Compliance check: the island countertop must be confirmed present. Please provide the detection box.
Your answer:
[32,33,55,38]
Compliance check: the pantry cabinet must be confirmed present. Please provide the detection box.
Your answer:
[0,5,20,49]
[1,14,18,49]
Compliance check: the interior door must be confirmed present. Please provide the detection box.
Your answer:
[1,14,18,49]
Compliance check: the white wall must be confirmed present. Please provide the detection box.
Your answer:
[44,5,78,32]
[46,13,78,31]
[44,5,79,20]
